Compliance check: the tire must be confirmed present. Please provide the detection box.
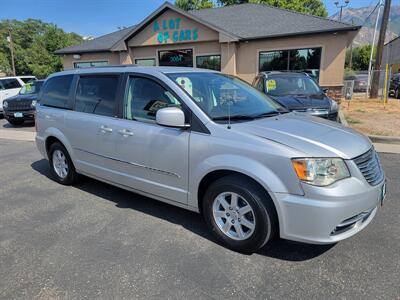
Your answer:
[8,119,24,126]
[202,175,278,253]
[395,88,400,99]
[48,142,78,185]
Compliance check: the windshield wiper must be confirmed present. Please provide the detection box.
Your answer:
[212,114,256,121]
[252,111,281,118]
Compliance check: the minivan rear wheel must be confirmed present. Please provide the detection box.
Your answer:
[48,142,78,185]
[203,175,278,253]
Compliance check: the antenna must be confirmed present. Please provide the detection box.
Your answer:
[227,98,231,129]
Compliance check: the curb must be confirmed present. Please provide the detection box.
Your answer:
[338,110,348,126]
[368,135,400,145]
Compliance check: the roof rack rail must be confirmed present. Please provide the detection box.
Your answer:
[84,64,138,69]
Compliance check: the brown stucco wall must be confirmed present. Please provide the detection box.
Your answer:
[130,41,221,65]
[62,52,120,69]
[128,9,219,47]
[235,32,349,86]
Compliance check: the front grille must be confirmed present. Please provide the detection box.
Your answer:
[353,148,384,186]
[7,101,32,111]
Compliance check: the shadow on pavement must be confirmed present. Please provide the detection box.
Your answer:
[31,158,335,261]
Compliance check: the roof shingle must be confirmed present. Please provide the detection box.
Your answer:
[55,3,358,54]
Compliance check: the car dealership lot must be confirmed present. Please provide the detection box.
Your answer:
[0,139,399,299]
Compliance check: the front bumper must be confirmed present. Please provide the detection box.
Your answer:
[4,109,35,121]
[273,163,385,244]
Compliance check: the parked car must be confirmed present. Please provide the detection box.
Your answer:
[3,80,44,125]
[344,73,368,93]
[389,73,400,99]
[35,67,386,253]
[0,76,36,116]
[252,72,339,121]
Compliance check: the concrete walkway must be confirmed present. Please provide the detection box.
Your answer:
[1,128,400,154]
[0,129,36,142]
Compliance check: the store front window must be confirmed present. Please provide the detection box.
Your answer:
[158,49,193,67]
[259,48,322,81]
[196,55,221,71]
[73,61,108,68]
[135,58,156,66]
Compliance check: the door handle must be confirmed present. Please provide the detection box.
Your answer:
[100,125,113,133]
[118,129,134,136]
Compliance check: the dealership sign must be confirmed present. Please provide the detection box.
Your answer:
[153,17,199,44]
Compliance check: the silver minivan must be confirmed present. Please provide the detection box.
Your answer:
[35,66,386,252]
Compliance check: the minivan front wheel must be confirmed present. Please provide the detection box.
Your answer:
[203,175,278,253]
[49,142,78,185]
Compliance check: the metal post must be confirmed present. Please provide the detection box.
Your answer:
[7,28,16,76]
[366,0,382,98]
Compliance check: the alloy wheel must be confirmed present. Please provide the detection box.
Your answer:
[52,149,69,179]
[212,192,256,240]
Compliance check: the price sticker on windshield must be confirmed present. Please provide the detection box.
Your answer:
[267,79,276,91]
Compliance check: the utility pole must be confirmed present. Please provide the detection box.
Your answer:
[7,26,16,76]
[335,0,350,21]
[349,18,354,69]
[370,0,391,98]
[367,0,382,98]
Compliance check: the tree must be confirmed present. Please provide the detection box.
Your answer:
[217,0,328,17]
[0,19,83,78]
[345,45,372,71]
[175,0,214,11]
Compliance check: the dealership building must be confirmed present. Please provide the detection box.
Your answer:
[56,2,359,92]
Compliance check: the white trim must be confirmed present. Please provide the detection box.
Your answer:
[134,57,157,66]
[255,44,325,83]
[72,59,109,68]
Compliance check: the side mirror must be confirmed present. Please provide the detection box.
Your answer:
[156,107,189,129]
[322,88,329,94]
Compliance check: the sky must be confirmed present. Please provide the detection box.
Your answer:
[0,0,399,37]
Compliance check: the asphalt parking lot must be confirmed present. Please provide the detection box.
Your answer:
[0,138,399,299]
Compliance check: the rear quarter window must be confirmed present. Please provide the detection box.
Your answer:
[0,78,21,90]
[41,75,74,109]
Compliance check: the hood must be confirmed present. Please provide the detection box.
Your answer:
[269,93,331,110]
[5,94,38,102]
[232,113,371,159]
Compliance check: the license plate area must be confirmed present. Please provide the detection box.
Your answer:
[14,112,23,118]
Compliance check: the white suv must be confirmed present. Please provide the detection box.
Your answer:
[0,76,36,115]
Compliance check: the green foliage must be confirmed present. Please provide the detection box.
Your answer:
[175,0,214,11]
[345,45,373,71]
[344,67,356,77]
[0,19,83,78]
[217,0,328,17]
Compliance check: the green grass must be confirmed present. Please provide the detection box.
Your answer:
[355,109,366,113]
[345,115,362,124]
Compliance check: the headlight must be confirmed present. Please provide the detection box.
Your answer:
[330,100,338,112]
[31,100,37,107]
[3,101,8,108]
[292,158,350,186]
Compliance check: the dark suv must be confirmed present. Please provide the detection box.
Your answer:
[3,80,44,125]
[389,73,400,99]
[252,72,339,121]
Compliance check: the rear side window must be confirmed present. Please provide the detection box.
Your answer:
[20,77,36,84]
[75,76,119,117]
[0,79,21,90]
[41,75,74,108]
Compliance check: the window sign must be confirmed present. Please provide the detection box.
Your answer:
[266,79,276,92]
[158,49,193,67]
[153,17,199,44]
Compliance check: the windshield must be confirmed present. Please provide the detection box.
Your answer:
[265,75,322,96]
[166,72,282,121]
[19,81,43,95]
